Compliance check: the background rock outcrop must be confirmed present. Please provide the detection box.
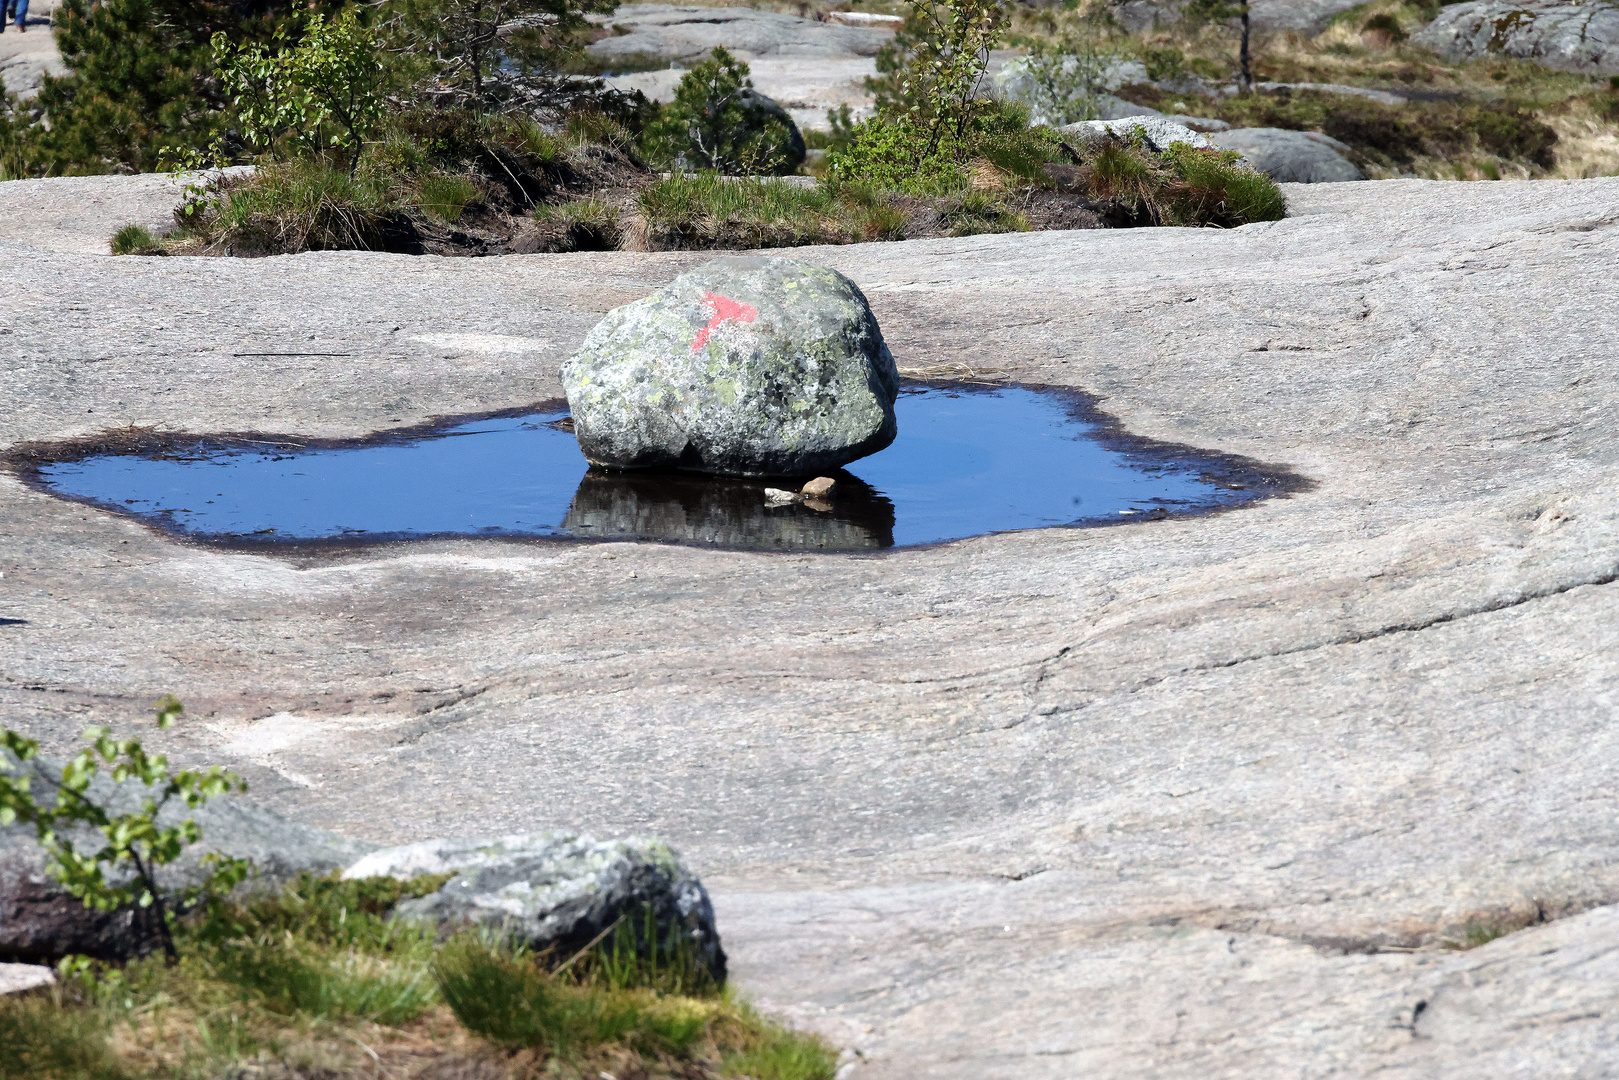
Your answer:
[586,4,891,65]
[1413,0,1619,75]
[1211,127,1366,182]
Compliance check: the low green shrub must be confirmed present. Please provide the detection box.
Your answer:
[828,102,1065,193]
[1141,46,1187,83]
[803,105,857,152]
[825,116,968,192]
[643,47,803,174]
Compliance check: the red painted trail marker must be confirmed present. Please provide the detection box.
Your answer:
[691,292,759,351]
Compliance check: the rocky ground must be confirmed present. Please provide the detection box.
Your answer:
[1,173,1617,1075]
[593,4,894,132]
[0,0,61,98]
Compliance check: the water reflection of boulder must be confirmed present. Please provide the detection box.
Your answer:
[563,470,895,550]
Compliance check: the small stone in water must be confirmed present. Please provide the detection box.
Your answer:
[764,488,798,505]
[802,477,837,499]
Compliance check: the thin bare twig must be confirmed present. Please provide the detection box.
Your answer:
[553,913,628,974]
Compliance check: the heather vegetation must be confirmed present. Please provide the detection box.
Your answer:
[0,0,1288,254]
[0,0,1612,253]
[1003,0,1619,180]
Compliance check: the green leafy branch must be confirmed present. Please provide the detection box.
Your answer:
[0,696,251,964]
[213,10,386,175]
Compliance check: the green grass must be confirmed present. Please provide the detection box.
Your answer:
[416,171,482,223]
[1070,133,1287,227]
[635,173,854,248]
[1443,920,1519,950]
[0,990,125,1080]
[108,224,165,256]
[564,50,675,77]
[722,1018,842,1080]
[173,159,402,254]
[0,872,836,1080]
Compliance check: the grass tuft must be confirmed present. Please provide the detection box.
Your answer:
[108,224,165,256]
[173,159,402,255]
[0,988,125,1080]
[416,172,482,223]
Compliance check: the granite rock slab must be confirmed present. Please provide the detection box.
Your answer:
[0,175,1617,1076]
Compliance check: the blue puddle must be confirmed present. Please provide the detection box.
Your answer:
[31,384,1291,552]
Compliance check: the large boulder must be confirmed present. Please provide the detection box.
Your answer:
[0,752,376,964]
[343,832,727,983]
[1210,128,1366,183]
[1413,0,1619,75]
[561,256,899,479]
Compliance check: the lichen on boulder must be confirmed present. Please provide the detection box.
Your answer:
[561,256,899,479]
[344,831,726,983]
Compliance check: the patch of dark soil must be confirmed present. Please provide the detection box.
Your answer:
[395,141,653,256]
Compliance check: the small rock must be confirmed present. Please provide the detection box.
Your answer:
[765,488,799,505]
[802,477,837,499]
[1060,116,1217,153]
[562,256,900,478]
[825,11,904,27]
[344,832,726,983]
[0,962,54,996]
[1209,128,1365,183]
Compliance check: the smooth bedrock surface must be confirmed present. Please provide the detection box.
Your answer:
[1,176,1617,1076]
